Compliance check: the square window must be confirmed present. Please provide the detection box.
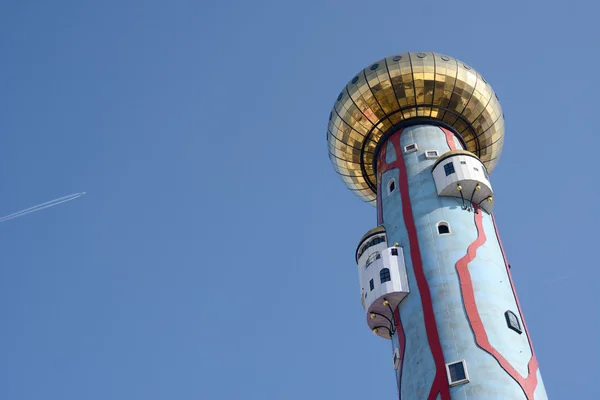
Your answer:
[449,362,466,382]
[369,279,374,291]
[460,161,467,165]
[391,248,398,256]
[505,310,522,334]
[404,143,418,154]
[446,360,469,386]
[444,162,455,176]
[425,150,439,159]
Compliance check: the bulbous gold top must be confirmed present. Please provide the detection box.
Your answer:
[327,52,504,205]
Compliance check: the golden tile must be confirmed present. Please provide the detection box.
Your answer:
[327,52,505,205]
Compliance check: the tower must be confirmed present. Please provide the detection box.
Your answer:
[327,52,548,399]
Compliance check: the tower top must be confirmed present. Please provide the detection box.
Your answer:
[327,52,504,205]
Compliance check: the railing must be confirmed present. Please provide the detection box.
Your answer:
[365,251,381,268]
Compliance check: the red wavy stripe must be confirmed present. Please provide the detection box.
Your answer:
[491,214,540,397]
[394,308,406,399]
[378,129,450,400]
[456,208,538,398]
[441,127,456,151]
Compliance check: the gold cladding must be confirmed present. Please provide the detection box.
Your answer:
[327,52,504,205]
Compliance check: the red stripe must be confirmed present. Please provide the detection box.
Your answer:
[378,129,450,400]
[441,127,456,150]
[455,208,538,398]
[492,214,540,397]
[394,308,406,399]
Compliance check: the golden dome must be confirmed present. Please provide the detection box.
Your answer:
[327,52,504,205]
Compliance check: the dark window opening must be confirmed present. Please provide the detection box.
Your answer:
[438,223,450,235]
[391,248,398,256]
[380,268,391,283]
[358,236,386,259]
[447,361,467,384]
[388,180,395,193]
[393,348,400,370]
[444,162,455,176]
[505,310,522,334]
[369,279,374,291]
[404,143,417,153]
[460,161,467,165]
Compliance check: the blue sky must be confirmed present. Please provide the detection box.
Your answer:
[0,0,598,399]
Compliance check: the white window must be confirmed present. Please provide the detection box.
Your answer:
[437,221,451,235]
[425,150,439,159]
[403,143,418,154]
[446,360,470,386]
[388,179,396,194]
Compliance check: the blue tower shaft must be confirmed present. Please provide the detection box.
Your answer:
[375,125,547,399]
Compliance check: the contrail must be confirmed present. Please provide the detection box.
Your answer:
[0,192,86,223]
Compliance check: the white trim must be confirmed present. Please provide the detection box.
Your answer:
[403,143,418,154]
[446,360,470,386]
[437,221,451,235]
[425,150,439,159]
[388,178,396,194]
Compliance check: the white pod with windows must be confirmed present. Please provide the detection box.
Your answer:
[356,227,410,339]
[431,150,495,213]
